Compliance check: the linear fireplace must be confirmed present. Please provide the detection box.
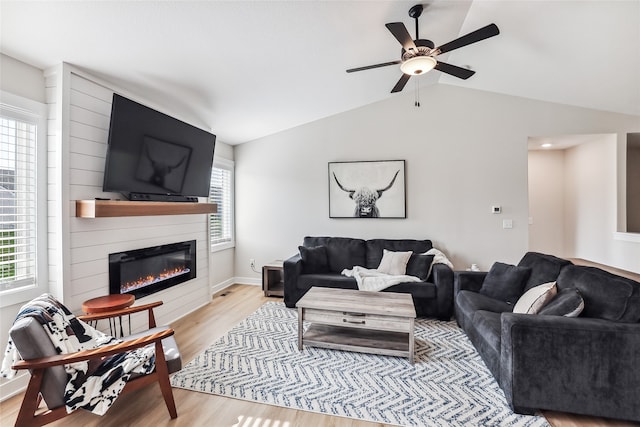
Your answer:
[109,240,196,299]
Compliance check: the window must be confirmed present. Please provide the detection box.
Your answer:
[209,158,234,251]
[0,91,47,306]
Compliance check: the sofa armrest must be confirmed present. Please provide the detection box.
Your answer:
[500,313,640,420]
[431,263,454,320]
[283,253,303,308]
[454,271,487,294]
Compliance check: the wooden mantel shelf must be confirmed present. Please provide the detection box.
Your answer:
[75,200,217,218]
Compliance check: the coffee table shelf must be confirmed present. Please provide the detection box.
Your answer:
[303,324,411,358]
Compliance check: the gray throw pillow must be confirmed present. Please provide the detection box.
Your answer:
[479,262,532,305]
[538,287,584,317]
[298,245,329,274]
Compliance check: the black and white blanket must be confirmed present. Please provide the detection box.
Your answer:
[1,294,155,415]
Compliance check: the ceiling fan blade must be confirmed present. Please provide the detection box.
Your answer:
[434,61,476,80]
[346,60,401,73]
[436,23,500,54]
[385,22,418,52]
[391,74,411,93]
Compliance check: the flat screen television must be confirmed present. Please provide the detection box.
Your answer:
[103,94,216,202]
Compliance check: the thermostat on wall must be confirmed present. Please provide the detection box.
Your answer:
[492,206,501,214]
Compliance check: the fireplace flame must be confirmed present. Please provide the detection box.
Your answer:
[121,267,191,293]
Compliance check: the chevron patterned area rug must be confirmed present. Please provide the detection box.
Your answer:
[171,302,549,427]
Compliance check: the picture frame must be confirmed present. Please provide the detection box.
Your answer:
[328,160,406,218]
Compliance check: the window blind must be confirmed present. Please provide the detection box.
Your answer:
[0,116,37,292]
[209,162,234,250]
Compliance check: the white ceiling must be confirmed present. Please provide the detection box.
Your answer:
[528,133,612,151]
[1,1,639,145]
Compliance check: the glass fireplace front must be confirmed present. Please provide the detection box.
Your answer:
[109,240,196,299]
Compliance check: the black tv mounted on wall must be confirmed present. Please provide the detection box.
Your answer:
[103,93,216,202]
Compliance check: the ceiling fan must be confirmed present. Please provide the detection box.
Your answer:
[346,4,500,93]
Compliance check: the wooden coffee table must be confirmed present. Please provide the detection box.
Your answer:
[296,287,417,363]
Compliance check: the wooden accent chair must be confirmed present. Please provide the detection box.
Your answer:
[9,301,181,427]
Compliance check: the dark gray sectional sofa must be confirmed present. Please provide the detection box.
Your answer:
[284,236,454,319]
[455,252,640,422]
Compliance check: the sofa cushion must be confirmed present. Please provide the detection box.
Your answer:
[325,237,366,273]
[469,310,502,380]
[538,287,585,317]
[513,282,557,314]
[456,290,513,334]
[296,273,357,290]
[406,254,434,281]
[457,290,514,315]
[303,236,331,248]
[365,239,432,269]
[479,262,532,305]
[473,310,502,354]
[385,281,437,298]
[377,249,412,275]
[623,297,640,323]
[556,265,635,322]
[518,252,572,292]
[298,245,329,274]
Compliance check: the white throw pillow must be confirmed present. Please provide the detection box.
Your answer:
[377,249,412,275]
[513,281,558,314]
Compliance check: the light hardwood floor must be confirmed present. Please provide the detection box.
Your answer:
[1,284,638,427]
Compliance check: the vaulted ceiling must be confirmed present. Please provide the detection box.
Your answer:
[1,1,639,144]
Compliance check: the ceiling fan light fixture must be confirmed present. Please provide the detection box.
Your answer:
[400,56,437,75]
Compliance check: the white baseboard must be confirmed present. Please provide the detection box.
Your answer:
[0,372,29,403]
[614,231,640,243]
[210,277,260,297]
[233,277,261,287]
[209,278,235,296]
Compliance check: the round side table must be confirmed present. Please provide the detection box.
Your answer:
[82,294,135,337]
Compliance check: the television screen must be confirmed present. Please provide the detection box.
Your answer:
[103,94,216,201]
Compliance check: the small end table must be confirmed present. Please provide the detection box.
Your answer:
[82,294,135,337]
[262,260,284,297]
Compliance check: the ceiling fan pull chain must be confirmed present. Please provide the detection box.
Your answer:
[414,79,421,107]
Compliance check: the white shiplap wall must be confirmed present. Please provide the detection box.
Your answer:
[45,64,66,301]
[48,64,211,331]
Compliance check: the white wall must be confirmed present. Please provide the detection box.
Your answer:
[628,138,640,232]
[527,134,640,274]
[0,54,45,103]
[209,142,236,292]
[528,149,565,255]
[564,138,617,258]
[563,136,640,271]
[234,84,640,277]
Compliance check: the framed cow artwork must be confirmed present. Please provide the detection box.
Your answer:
[328,160,406,218]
